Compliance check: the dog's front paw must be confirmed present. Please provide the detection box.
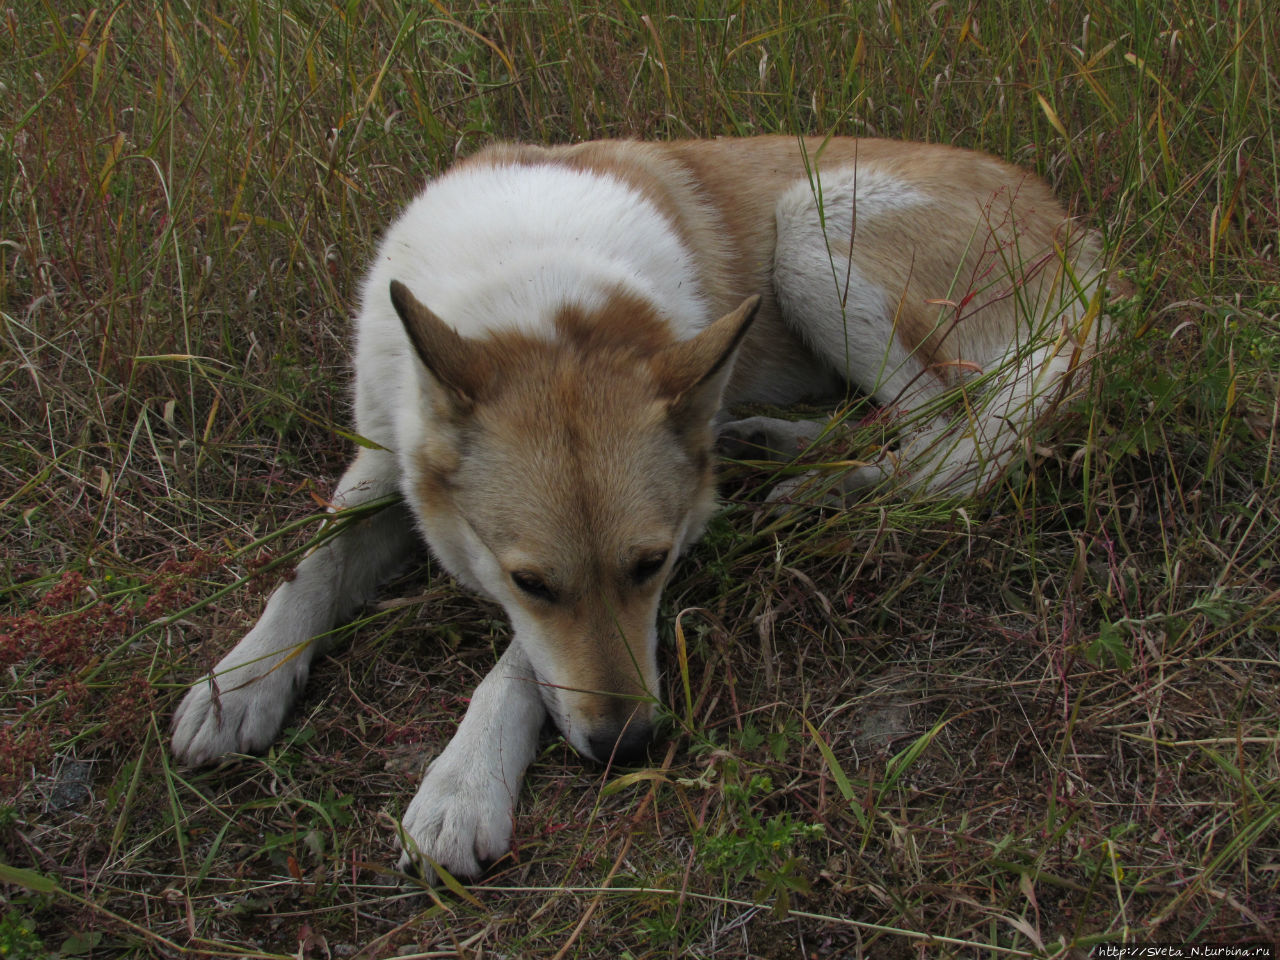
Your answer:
[171,640,308,766]
[396,751,517,883]
[764,460,891,509]
[716,415,823,460]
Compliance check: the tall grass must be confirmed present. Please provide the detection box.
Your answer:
[1,1,1277,956]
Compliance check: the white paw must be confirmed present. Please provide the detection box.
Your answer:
[716,415,823,460]
[171,634,309,766]
[396,750,517,882]
[760,456,896,509]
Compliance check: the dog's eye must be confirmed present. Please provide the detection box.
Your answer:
[511,571,557,603]
[630,550,669,584]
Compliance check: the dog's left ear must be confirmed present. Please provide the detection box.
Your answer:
[657,295,761,433]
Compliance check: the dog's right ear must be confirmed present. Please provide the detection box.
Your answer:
[389,280,488,405]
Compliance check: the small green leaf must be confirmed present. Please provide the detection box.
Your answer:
[1088,622,1134,670]
[0,860,58,893]
[60,932,104,956]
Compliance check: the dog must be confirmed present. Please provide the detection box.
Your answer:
[171,137,1112,880]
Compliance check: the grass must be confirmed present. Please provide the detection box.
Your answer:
[1,0,1277,956]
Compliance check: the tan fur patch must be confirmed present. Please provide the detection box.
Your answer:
[551,289,675,360]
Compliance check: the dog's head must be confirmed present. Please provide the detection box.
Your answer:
[389,280,758,762]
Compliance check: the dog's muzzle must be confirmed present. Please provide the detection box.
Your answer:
[586,719,653,765]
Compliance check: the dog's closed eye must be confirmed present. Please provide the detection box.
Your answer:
[630,550,669,585]
[511,570,558,603]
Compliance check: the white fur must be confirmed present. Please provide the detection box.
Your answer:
[363,163,707,340]
[772,166,930,402]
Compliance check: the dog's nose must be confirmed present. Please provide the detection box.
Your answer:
[587,721,653,765]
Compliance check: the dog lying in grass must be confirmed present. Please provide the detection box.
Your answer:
[172,137,1111,880]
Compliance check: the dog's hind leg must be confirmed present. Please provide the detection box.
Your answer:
[754,317,1104,502]
[397,638,545,881]
[767,167,1107,500]
[172,448,415,766]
